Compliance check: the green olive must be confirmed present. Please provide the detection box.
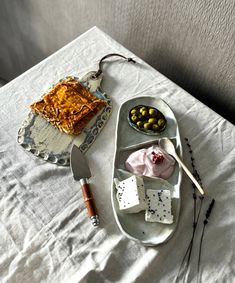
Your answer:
[149,108,157,117]
[148,118,157,124]
[152,124,160,131]
[131,115,139,123]
[131,108,138,115]
[142,110,149,117]
[138,114,144,120]
[144,122,152,130]
[158,118,166,127]
[136,121,144,128]
[140,107,147,113]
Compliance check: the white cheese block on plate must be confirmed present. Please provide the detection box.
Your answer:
[114,175,147,213]
[145,189,173,224]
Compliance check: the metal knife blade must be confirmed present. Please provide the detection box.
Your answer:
[70,144,91,180]
[70,144,99,227]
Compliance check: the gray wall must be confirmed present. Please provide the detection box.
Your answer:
[0,0,234,123]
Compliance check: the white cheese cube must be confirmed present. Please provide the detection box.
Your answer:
[115,175,146,213]
[145,189,173,224]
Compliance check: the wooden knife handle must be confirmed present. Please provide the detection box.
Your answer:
[81,183,97,216]
[80,181,99,226]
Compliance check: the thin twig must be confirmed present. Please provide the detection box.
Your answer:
[197,199,215,283]
[175,138,204,283]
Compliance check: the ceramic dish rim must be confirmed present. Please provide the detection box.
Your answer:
[111,95,183,246]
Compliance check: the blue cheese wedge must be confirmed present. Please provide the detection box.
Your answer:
[145,189,173,224]
[114,175,147,213]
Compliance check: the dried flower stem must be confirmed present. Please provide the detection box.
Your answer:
[175,138,204,283]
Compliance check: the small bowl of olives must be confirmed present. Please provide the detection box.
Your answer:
[128,105,167,135]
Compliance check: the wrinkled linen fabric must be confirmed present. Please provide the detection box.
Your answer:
[0,27,234,283]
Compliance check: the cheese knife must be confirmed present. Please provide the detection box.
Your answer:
[70,144,99,227]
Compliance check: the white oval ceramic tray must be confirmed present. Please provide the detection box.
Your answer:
[111,96,182,246]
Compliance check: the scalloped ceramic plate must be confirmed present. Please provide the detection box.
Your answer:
[17,72,112,166]
[111,96,182,246]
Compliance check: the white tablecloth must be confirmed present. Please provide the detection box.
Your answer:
[0,27,234,283]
